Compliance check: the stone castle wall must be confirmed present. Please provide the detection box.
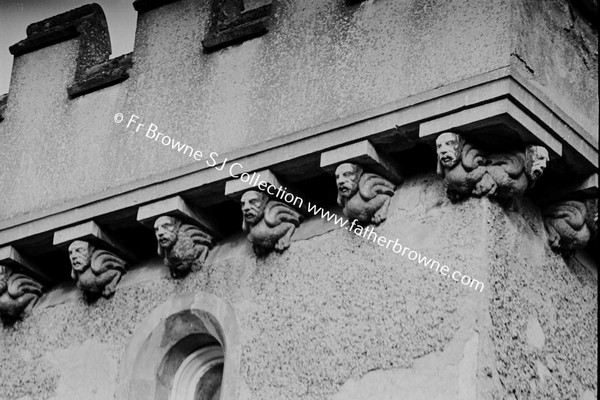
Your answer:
[0,1,597,400]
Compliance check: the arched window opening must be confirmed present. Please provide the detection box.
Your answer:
[120,293,241,400]
[170,345,224,400]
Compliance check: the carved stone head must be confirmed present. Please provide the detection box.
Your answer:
[436,132,464,169]
[525,145,549,182]
[154,216,181,253]
[241,190,268,226]
[335,163,363,201]
[68,240,93,273]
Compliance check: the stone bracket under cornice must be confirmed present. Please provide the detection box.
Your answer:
[0,245,53,285]
[0,68,597,282]
[225,169,312,216]
[137,195,224,240]
[53,220,136,263]
[320,140,404,185]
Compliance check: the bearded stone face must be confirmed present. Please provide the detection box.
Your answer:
[436,132,463,169]
[335,163,362,200]
[241,191,267,226]
[68,240,92,272]
[526,145,549,181]
[154,216,180,250]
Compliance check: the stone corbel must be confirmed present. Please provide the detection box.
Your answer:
[137,196,217,278]
[542,174,598,253]
[0,246,45,319]
[202,0,272,53]
[419,99,562,204]
[53,221,130,298]
[225,169,303,256]
[320,140,400,226]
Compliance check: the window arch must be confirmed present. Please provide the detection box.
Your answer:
[170,345,224,400]
[118,292,242,400]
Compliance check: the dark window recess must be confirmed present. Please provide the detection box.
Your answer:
[201,0,272,53]
[67,52,133,99]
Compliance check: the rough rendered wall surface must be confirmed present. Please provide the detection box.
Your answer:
[486,200,598,400]
[0,0,512,221]
[0,176,596,400]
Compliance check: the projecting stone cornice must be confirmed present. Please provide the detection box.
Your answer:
[0,67,597,279]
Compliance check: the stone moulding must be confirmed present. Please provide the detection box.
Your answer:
[202,1,273,53]
[0,266,43,319]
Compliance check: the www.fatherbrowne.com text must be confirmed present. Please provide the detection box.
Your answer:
[114,112,485,292]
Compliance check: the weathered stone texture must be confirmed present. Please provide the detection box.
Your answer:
[486,199,597,400]
[1,175,595,399]
[0,0,513,221]
[512,0,599,139]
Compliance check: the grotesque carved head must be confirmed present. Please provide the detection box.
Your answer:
[154,216,181,253]
[241,190,268,226]
[68,240,93,273]
[525,145,549,182]
[436,132,464,169]
[335,163,363,201]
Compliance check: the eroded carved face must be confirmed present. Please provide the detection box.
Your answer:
[68,240,92,272]
[335,163,362,200]
[436,132,463,168]
[154,216,180,249]
[241,191,267,225]
[526,145,549,181]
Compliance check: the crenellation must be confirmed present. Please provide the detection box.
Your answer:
[202,0,272,52]
[9,3,111,82]
[67,52,133,99]
[0,1,597,398]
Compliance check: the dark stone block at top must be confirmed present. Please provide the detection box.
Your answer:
[9,3,110,57]
[67,53,134,99]
[202,2,272,53]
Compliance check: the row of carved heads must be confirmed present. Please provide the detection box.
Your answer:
[1,132,591,318]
